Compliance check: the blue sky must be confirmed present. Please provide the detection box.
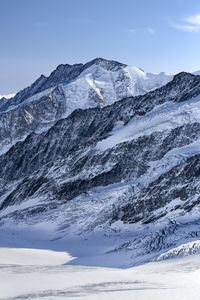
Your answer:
[1,0,200,94]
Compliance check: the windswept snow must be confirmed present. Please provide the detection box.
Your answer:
[96,96,200,151]
[141,138,200,186]
[124,66,172,95]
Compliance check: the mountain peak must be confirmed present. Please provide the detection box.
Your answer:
[173,71,195,81]
[0,93,15,100]
[52,57,126,75]
[84,57,127,71]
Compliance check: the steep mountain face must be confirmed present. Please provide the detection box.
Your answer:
[0,58,172,154]
[1,68,200,266]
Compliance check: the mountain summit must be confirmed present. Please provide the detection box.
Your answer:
[0,58,172,154]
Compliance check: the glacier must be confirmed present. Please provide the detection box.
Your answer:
[1,59,200,299]
[1,245,200,299]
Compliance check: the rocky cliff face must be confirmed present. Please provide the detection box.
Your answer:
[1,60,200,266]
[0,58,172,154]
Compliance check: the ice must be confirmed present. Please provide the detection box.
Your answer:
[1,247,200,299]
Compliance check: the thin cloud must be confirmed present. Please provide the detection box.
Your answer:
[147,28,155,34]
[171,13,200,32]
[186,14,200,25]
[127,29,137,34]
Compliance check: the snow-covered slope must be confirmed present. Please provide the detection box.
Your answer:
[157,240,200,261]
[0,59,172,113]
[1,247,200,300]
[0,248,200,300]
[96,96,200,151]
[0,93,15,99]
[0,58,173,154]
[1,70,200,267]
[193,70,200,76]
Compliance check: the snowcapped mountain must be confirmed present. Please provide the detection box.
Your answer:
[193,70,200,76]
[0,93,15,100]
[0,58,172,154]
[1,58,200,267]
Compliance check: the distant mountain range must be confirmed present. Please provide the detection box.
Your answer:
[0,93,15,99]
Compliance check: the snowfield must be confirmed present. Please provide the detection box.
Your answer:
[0,248,72,266]
[96,95,200,151]
[1,247,200,300]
